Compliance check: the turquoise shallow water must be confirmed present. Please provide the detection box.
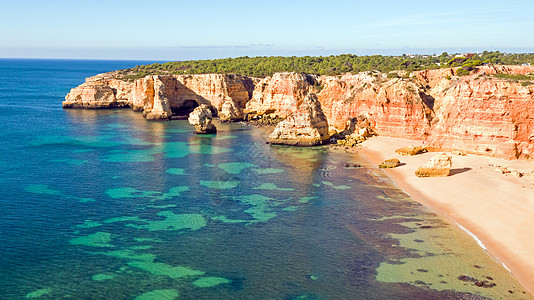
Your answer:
[0,59,531,299]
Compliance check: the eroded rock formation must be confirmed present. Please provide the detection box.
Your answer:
[64,65,534,158]
[219,99,243,122]
[245,72,317,118]
[64,73,254,121]
[379,158,401,169]
[268,94,330,146]
[143,76,172,120]
[188,105,217,134]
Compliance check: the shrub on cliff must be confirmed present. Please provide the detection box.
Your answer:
[455,67,471,76]
[119,52,534,78]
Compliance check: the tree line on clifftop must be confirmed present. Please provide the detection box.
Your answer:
[119,51,534,80]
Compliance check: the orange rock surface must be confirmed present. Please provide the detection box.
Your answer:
[64,73,254,120]
[64,65,534,158]
[244,72,316,118]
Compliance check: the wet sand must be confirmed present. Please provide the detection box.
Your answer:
[354,136,534,295]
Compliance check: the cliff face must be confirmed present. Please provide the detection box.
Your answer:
[63,75,133,108]
[317,73,434,138]
[64,65,534,159]
[64,73,254,120]
[428,77,534,158]
[175,74,254,111]
[244,72,317,118]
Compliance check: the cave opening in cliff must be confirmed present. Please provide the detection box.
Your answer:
[172,100,199,119]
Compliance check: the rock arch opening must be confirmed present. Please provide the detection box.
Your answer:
[172,100,199,119]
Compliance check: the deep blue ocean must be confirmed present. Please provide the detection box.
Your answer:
[0,59,530,299]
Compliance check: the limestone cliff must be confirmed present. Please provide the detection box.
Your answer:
[312,66,534,158]
[64,65,534,158]
[143,76,172,121]
[245,72,317,118]
[63,74,132,108]
[64,73,254,121]
[219,99,244,122]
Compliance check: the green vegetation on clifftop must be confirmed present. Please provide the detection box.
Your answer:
[119,51,534,79]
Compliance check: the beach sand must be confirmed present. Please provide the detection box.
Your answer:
[353,136,534,295]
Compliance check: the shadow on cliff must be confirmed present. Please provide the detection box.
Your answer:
[418,91,436,111]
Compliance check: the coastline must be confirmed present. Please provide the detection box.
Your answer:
[353,136,534,295]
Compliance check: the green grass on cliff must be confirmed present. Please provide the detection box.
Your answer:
[119,51,534,79]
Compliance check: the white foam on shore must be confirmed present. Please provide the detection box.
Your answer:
[359,147,517,277]
[456,222,512,272]
[456,223,487,250]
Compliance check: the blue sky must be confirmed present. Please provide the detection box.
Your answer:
[1,0,533,60]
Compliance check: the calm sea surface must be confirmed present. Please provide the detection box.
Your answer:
[0,59,530,299]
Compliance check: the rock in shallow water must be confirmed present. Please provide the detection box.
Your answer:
[188,104,217,134]
[268,93,330,146]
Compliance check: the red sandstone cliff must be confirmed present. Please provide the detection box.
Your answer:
[64,65,534,159]
[427,75,534,158]
[316,73,434,138]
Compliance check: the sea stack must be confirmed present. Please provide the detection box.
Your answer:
[188,104,217,134]
[268,93,330,146]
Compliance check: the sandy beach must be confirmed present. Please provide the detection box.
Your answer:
[352,136,534,295]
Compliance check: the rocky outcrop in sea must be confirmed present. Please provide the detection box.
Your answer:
[268,93,330,146]
[188,104,217,134]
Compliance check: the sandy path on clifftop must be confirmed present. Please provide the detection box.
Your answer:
[355,136,534,295]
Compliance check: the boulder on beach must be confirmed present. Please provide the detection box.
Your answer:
[188,104,217,134]
[415,154,452,177]
[379,158,401,168]
[333,116,375,147]
[395,145,427,156]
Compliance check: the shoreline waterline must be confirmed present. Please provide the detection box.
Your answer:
[355,135,534,296]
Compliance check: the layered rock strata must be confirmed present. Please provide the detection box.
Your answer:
[64,74,254,121]
[245,72,317,118]
[268,94,330,146]
[143,76,172,120]
[314,66,534,159]
[316,72,434,138]
[424,76,534,159]
[64,65,534,158]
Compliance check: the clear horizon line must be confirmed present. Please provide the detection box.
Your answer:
[2,48,534,63]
